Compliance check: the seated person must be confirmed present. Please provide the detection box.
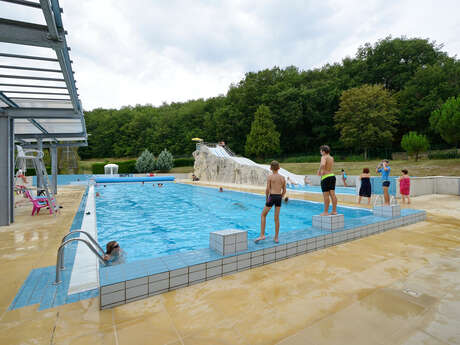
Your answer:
[191,174,200,181]
[103,241,125,265]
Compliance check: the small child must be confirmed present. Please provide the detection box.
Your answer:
[341,169,348,187]
[255,160,286,244]
[399,169,411,204]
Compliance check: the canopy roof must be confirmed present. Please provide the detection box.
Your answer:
[0,0,87,147]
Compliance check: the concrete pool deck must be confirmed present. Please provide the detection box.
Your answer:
[0,186,459,344]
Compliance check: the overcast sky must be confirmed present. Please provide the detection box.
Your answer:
[1,0,459,110]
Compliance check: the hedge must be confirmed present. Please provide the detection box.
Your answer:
[22,167,52,176]
[91,160,137,174]
[173,157,194,167]
[428,150,459,159]
[91,157,193,174]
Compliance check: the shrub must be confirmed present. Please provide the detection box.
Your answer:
[23,166,52,176]
[156,149,174,171]
[92,163,105,174]
[118,160,136,173]
[428,150,459,159]
[91,160,137,174]
[174,157,195,167]
[135,149,156,173]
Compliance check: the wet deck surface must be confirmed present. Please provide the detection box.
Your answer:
[0,187,459,345]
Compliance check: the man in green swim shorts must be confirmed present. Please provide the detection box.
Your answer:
[317,145,337,216]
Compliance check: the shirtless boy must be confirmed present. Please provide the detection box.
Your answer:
[255,160,286,243]
[317,145,337,216]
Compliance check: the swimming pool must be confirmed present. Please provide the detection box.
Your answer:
[96,183,371,262]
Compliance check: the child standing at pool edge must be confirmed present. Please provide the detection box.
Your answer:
[318,145,337,216]
[376,159,391,205]
[255,161,286,244]
[399,169,411,204]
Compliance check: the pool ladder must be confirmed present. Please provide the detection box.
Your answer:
[373,194,397,209]
[54,230,106,284]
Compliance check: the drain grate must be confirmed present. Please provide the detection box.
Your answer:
[402,288,421,297]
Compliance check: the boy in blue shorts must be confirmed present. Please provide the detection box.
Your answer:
[376,159,391,205]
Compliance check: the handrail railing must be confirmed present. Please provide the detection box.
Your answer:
[222,145,235,157]
[373,195,397,208]
[55,238,106,284]
[61,230,104,257]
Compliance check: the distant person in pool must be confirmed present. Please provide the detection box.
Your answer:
[219,187,223,192]
[341,169,348,187]
[287,177,298,187]
[255,160,286,244]
[376,159,391,205]
[103,241,125,265]
[158,183,163,187]
[358,168,372,205]
[399,169,411,204]
[317,145,337,216]
[304,176,311,186]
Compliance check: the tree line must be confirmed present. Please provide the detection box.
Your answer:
[79,36,460,160]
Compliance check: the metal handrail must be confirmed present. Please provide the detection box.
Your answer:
[61,230,104,256]
[55,238,106,284]
[373,194,398,208]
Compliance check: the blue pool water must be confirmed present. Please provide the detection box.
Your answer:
[96,183,371,262]
[289,177,398,196]
[288,185,356,194]
[32,174,92,185]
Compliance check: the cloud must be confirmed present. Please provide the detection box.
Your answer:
[2,1,458,110]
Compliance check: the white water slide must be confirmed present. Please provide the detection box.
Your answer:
[208,146,305,185]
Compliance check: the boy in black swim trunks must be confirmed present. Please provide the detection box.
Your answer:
[317,145,337,216]
[255,161,286,244]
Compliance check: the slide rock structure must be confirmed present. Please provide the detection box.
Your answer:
[193,144,304,186]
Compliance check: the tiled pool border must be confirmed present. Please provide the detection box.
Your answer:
[99,208,426,309]
[8,187,99,311]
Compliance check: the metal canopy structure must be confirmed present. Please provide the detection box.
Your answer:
[0,0,87,225]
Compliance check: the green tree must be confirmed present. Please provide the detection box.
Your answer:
[401,132,430,161]
[335,84,398,159]
[245,105,280,159]
[156,149,174,171]
[356,36,446,91]
[397,59,460,145]
[430,96,460,147]
[135,149,156,173]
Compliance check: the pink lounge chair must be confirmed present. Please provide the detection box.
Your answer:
[23,189,56,215]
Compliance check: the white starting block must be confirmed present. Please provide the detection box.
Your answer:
[312,214,344,231]
[373,205,400,218]
[210,229,248,255]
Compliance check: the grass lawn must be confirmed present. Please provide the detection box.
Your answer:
[281,159,460,177]
[79,158,459,177]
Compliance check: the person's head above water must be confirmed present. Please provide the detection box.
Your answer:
[219,187,223,192]
[106,241,120,255]
[270,160,280,171]
[320,145,330,155]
